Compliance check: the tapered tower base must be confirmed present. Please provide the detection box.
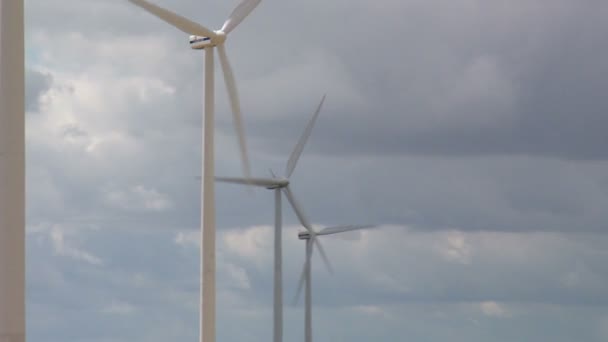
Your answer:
[0,1,26,342]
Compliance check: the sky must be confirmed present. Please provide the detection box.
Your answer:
[23,0,608,341]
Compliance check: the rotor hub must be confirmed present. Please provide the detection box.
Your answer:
[212,30,227,44]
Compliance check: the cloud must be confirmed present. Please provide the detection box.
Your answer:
[103,185,173,212]
[222,225,273,266]
[352,305,392,319]
[224,263,252,291]
[479,301,509,318]
[435,230,472,264]
[26,68,53,112]
[27,221,608,342]
[48,224,103,265]
[174,231,199,248]
[102,300,136,316]
[22,0,608,341]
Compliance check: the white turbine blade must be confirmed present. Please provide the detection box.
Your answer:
[128,0,216,37]
[269,168,278,178]
[220,0,262,34]
[282,187,314,233]
[285,94,326,178]
[318,225,375,236]
[292,261,307,305]
[217,43,251,180]
[216,176,280,188]
[312,236,333,274]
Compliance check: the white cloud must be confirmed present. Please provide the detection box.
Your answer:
[224,263,252,291]
[435,230,473,264]
[221,225,275,267]
[49,224,103,265]
[479,301,509,318]
[174,231,200,248]
[103,185,173,212]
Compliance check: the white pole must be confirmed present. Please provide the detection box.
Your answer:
[273,189,282,342]
[0,1,25,342]
[201,47,216,342]
[304,239,312,342]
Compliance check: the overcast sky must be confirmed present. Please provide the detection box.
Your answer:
[23,0,608,341]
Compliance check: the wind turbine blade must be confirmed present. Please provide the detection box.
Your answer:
[292,262,307,305]
[312,236,333,274]
[128,0,216,37]
[318,225,376,236]
[216,176,281,188]
[217,43,251,180]
[269,168,277,178]
[220,0,262,34]
[285,94,326,178]
[282,187,314,233]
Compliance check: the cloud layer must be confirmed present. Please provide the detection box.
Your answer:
[22,0,608,341]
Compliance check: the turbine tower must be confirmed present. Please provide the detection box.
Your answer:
[216,95,326,342]
[295,225,375,342]
[0,1,25,342]
[126,1,261,342]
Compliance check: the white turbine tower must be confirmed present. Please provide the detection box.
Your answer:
[295,225,374,342]
[126,1,261,342]
[0,1,25,342]
[216,95,327,342]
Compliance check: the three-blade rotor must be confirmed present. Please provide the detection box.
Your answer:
[282,186,333,274]
[127,0,262,180]
[292,224,376,305]
[216,93,331,281]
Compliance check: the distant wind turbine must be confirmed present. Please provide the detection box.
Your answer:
[295,225,375,342]
[0,2,25,342]
[126,1,261,342]
[216,95,327,342]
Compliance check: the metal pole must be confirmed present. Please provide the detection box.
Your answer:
[0,1,25,342]
[273,189,283,342]
[304,239,312,342]
[201,47,216,342]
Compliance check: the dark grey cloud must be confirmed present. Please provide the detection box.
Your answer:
[239,0,608,161]
[25,68,52,112]
[23,1,608,234]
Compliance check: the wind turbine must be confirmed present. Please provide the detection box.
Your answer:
[0,2,25,342]
[126,1,261,342]
[295,225,375,342]
[216,95,327,342]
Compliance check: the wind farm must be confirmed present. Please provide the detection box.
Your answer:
[216,94,335,342]
[6,1,608,342]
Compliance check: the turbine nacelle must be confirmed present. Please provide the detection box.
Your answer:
[189,31,227,49]
[298,231,313,240]
[266,178,289,190]
[189,35,212,49]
